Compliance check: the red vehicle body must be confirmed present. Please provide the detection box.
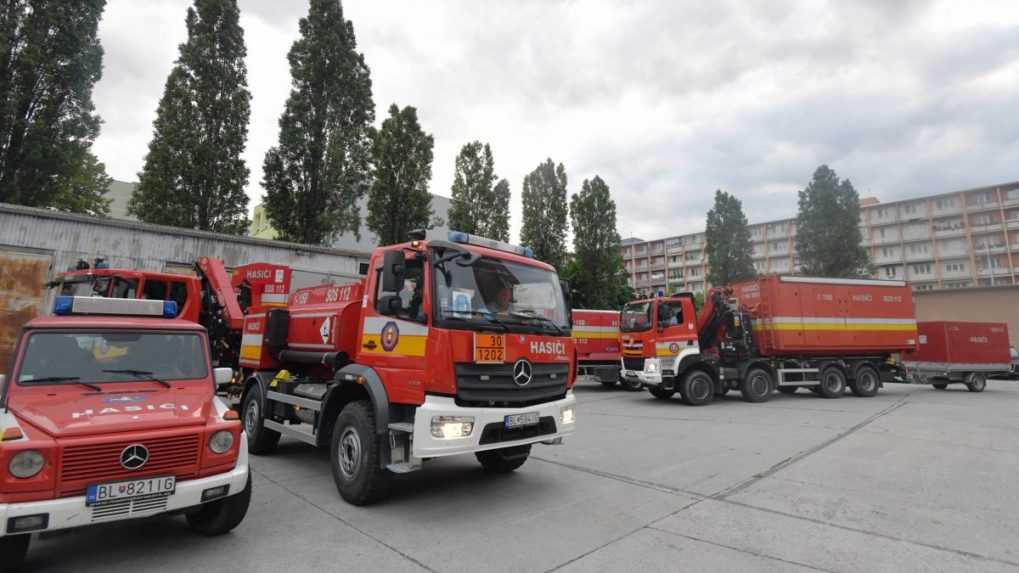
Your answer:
[902,321,1011,391]
[620,276,919,405]
[571,309,621,386]
[237,232,577,505]
[0,298,250,567]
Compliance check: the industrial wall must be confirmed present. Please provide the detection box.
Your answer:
[0,203,370,375]
[913,285,1019,347]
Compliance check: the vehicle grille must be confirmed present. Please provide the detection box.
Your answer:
[91,493,171,523]
[479,416,557,445]
[455,362,568,407]
[60,433,201,497]
[623,357,645,371]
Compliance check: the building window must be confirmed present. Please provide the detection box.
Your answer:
[909,243,929,254]
[911,263,931,274]
[883,266,897,278]
[945,262,966,273]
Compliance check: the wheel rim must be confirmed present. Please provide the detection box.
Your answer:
[245,399,259,435]
[823,372,842,392]
[972,375,986,390]
[750,373,768,396]
[691,376,711,400]
[858,371,877,392]
[338,427,362,480]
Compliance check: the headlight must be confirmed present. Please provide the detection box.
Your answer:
[430,416,475,439]
[208,430,235,454]
[9,450,45,479]
[561,406,576,425]
[645,358,660,373]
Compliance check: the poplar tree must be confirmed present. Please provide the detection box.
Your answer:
[447,142,510,241]
[130,0,251,233]
[565,176,631,308]
[795,165,871,277]
[520,159,568,270]
[367,104,434,245]
[705,190,756,286]
[0,0,111,215]
[262,0,374,245]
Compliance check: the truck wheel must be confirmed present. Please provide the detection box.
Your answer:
[850,365,880,397]
[740,368,772,403]
[476,444,531,473]
[331,401,392,505]
[932,382,948,390]
[0,534,30,570]
[818,367,846,398]
[965,373,987,393]
[679,370,714,406]
[186,473,252,535]
[777,386,797,394]
[648,387,675,400]
[242,384,280,454]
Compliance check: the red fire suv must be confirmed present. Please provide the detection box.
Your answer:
[0,296,251,568]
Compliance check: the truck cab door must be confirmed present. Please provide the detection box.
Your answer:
[656,298,698,363]
[358,250,430,405]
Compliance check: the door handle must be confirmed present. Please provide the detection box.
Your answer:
[363,340,377,350]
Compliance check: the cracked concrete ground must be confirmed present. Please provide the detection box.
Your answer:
[27,379,1019,572]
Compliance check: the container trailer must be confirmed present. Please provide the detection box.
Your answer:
[902,321,1011,391]
[571,309,623,388]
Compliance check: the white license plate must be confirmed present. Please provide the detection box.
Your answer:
[86,476,176,506]
[504,412,539,429]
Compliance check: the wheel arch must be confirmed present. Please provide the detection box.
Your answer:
[318,364,391,447]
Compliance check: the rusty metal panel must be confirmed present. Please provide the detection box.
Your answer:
[0,250,52,376]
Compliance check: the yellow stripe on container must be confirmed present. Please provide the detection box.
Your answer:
[753,323,917,332]
[571,331,619,339]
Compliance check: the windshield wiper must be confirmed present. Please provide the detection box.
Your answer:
[442,310,509,331]
[509,311,567,336]
[23,376,103,392]
[101,369,172,388]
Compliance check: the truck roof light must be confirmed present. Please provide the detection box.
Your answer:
[448,231,534,258]
[52,296,177,318]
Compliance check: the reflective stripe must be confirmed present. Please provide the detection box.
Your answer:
[779,276,908,287]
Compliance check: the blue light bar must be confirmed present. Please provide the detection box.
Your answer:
[447,231,533,259]
[53,296,73,315]
[163,300,178,317]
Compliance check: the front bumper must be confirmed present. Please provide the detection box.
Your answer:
[412,392,576,458]
[0,435,249,538]
[620,357,666,388]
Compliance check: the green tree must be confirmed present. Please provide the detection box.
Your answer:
[795,165,871,277]
[367,104,434,245]
[262,0,374,245]
[447,142,510,241]
[520,159,569,269]
[130,0,251,234]
[564,176,632,308]
[0,0,110,215]
[705,190,756,286]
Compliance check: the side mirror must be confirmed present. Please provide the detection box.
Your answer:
[213,367,233,386]
[376,294,403,316]
[380,250,405,293]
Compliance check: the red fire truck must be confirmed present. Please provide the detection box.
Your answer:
[571,309,623,388]
[237,231,577,505]
[620,276,918,405]
[0,297,250,568]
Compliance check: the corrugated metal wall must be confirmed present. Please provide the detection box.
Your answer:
[0,203,371,374]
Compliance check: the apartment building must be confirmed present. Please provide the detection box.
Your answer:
[620,181,1019,296]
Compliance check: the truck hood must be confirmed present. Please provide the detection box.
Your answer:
[10,386,210,438]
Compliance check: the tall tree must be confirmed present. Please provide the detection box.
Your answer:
[130,0,251,234]
[447,142,510,241]
[367,104,433,245]
[705,190,756,286]
[262,0,374,245]
[0,0,111,215]
[520,158,568,269]
[564,176,632,308]
[795,165,871,277]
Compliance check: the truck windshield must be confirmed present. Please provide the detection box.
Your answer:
[16,331,208,385]
[620,301,653,332]
[434,255,569,334]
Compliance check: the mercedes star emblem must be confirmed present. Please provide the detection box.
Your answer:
[512,359,533,387]
[120,444,149,470]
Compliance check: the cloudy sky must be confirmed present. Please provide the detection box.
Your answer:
[92,0,1019,244]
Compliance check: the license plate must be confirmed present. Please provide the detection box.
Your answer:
[504,412,539,429]
[86,476,176,506]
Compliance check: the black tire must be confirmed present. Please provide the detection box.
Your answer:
[777,386,798,394]
[331,401,392,505]
[242,384,280,455]
[476,444,531,473]
[932,382,948,390]
[850,364,880,397]
[679,370,714,406]
[818,366,846,398]
[965,373,987,393]
[0,534,30,571]
[621,376,643,392]
[740,368,772,403]
[648,386,675,400]
[186,472,252,535]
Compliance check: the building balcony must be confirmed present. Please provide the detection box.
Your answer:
[977,267,1011,277]
[933,227,966,238]
[904,253,934,263]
